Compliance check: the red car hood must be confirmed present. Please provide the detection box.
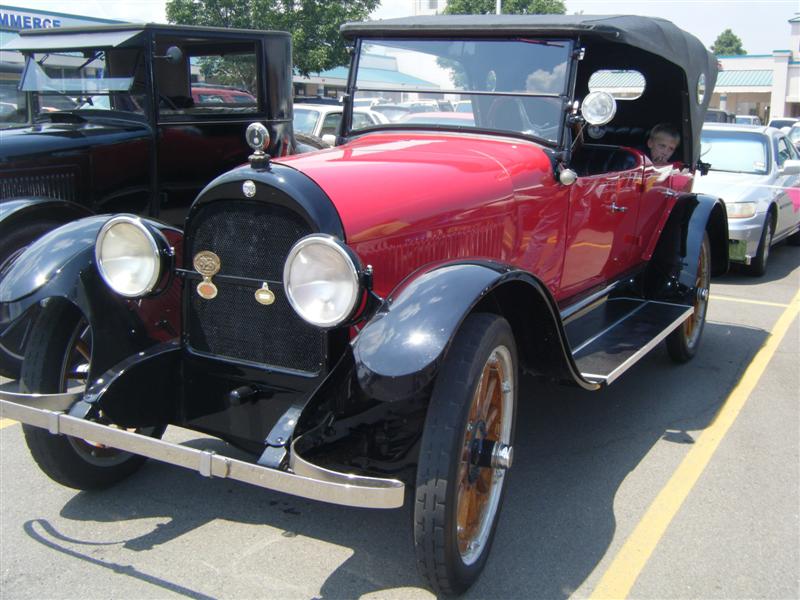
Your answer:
[276,132,554,244]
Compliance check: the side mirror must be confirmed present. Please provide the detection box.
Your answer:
[155,46,183,64]
[322,133,336,146]
[780,159,800,176]
[580,91,617,126]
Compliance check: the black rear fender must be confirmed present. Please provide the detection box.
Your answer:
[0,197,93,233]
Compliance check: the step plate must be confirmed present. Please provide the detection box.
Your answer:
[574,300,693,385]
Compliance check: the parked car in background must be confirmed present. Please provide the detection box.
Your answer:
[399,111,475,126]
[293,102,388,145]
[788,123,800,151]
[0,15,727,596]
[735,114,762,126]
[704,108,734,123]
[0,23,298,379]
[694,124,800,276]
[768,116,798,130]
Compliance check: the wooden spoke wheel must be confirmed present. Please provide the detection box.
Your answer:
[667,232,710,362]
[20,299,163,489]
[414,313,517,595]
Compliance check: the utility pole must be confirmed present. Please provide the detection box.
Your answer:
[496,0,502,14]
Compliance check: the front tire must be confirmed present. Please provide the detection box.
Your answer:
[666,233,710,363]
[414,313,517,595]
[20,299,162,490]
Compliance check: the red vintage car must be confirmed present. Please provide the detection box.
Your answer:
[0,15,727,595]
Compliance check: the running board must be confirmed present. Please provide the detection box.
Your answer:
[567,298,693,385]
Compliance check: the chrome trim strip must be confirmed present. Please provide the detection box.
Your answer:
[0,397,404,510]
[560,281,620,322]
[580,304,693,385]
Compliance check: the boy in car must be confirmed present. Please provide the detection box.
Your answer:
[647,123,681,165]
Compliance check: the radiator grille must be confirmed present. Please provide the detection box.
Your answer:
[185,200,325,373]
[0,172,77,201]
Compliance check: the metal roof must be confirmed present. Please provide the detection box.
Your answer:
[716,70,773,87]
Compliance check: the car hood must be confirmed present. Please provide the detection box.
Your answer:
[275,132,554,243]
[692,170,771,204]
[0,119,149,163]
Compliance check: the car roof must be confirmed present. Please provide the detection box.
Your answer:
[702,123,776,136]
[6,22,288,52]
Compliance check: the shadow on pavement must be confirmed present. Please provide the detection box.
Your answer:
[18,320,768,599]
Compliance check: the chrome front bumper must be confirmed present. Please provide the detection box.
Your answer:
[0,390,404,509]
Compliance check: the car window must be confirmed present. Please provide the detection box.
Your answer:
[776,137,793,166]
[701,130,768,174]
[352,112,375,128]
[293,108,321,135]
[320,112,342,136]
[157,40,260,118]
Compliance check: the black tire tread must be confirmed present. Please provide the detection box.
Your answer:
[20,299,147,490]
[413,313,515,596]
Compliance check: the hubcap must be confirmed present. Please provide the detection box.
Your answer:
[456,345,514,565]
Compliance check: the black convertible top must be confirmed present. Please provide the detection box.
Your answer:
[342,15,717,166]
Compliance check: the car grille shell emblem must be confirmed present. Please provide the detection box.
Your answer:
[255,283,275,305]
[193,250,221,300]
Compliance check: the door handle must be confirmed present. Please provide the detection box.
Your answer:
[610,202,628,213]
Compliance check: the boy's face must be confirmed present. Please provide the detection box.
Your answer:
[647,132,679,164]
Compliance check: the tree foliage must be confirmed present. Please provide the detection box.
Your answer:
[165,0,379,76]
[444,0,566,15]
[710,29,746,56]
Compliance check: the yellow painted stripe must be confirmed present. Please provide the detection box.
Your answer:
[590,288,800,600]
[0,418,18,430]
[711,294,790,309]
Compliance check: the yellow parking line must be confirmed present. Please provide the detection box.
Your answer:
[711,294,790,309]
[590,288,800,599]
[0,418,18,430]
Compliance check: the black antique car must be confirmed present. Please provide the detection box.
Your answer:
[0,15,726,595]
[0,22,326,377]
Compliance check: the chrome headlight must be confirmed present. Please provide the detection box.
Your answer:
[95,216,163,297]
[283,235,362,327]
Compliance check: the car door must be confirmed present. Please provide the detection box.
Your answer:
[560,150,643,296]
[773,135,800,236]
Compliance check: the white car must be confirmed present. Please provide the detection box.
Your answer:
[693,124,800,275]
[293,103,388,145]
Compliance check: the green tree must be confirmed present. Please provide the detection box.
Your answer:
[165,0,379,76]
[444,0,566,14]
[710,29,746,56]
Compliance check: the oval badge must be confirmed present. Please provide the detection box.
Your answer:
[197,280,218,300]
[255,283,275,306]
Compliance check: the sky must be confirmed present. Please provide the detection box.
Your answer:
[2,0,798,54]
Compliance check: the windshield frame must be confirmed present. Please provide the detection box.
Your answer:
[342,36,575,148]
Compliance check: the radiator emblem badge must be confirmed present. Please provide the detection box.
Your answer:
[255,282,275,306]
[194,251,221,300]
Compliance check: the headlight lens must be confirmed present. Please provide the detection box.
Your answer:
[284,235,361,327]
[726,202,757,219]
[95,216,161,297]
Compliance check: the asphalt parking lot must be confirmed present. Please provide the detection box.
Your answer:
[1,244,798,600]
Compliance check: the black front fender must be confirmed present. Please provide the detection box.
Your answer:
[0,215,182,381]
[353,262,598,403]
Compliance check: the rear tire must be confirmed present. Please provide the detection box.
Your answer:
[667,233,710,363]
[20,299,162,490]
[414,313,517,595]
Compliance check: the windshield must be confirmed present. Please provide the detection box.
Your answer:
[20,49,144,117]
[349,38,572,143]
[701,130,768,174]
[789,128,800,144]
